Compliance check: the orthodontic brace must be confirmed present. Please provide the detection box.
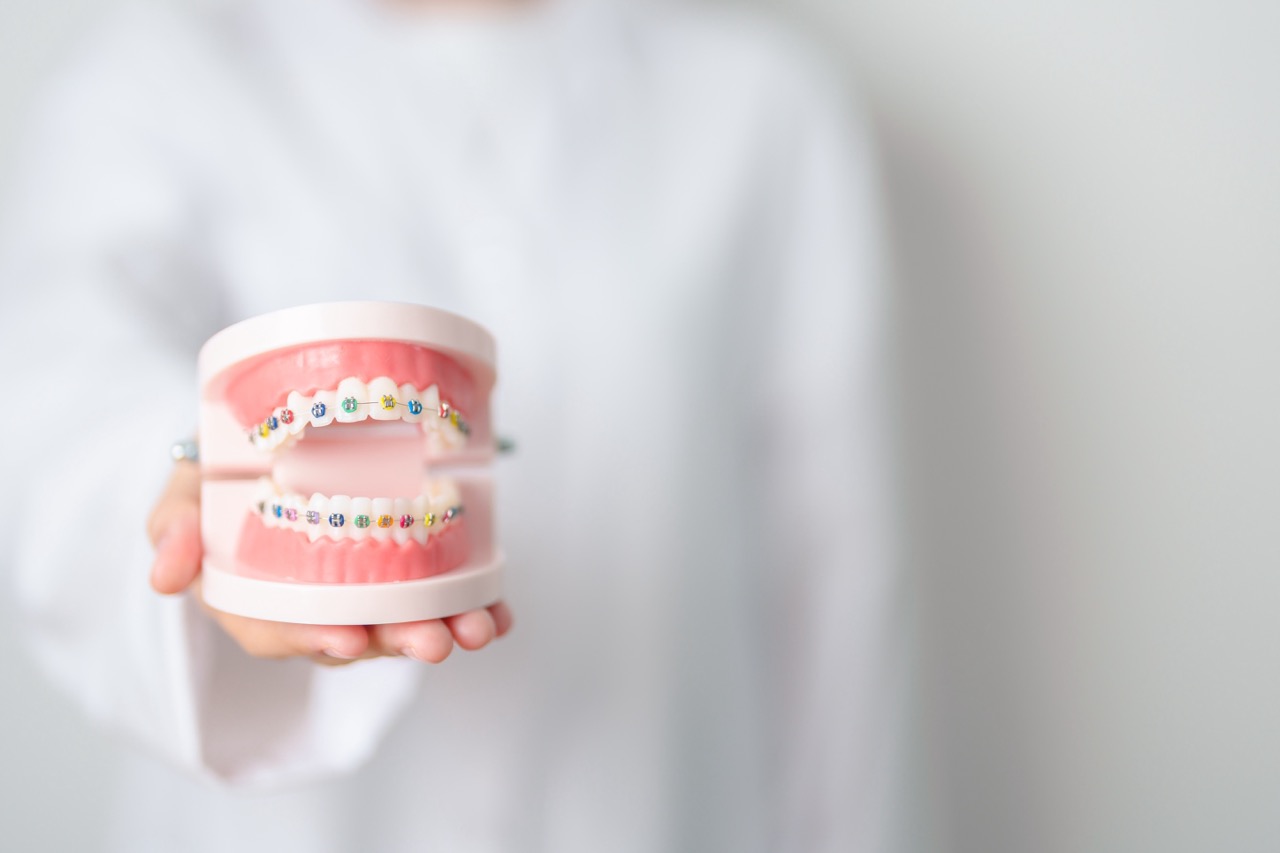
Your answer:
[248,394,471,445]
[257,499,465,531]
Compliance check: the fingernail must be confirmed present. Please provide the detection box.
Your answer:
[323,648,358,660]
[400,646,424,662]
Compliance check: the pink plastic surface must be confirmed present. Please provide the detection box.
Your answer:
[210,340,476,427]
[235,515,470,584]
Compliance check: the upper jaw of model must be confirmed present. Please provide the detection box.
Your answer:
[217,338,480,459]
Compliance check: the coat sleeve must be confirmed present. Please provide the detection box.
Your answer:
[0,23,422,787]
[753,46,906,852]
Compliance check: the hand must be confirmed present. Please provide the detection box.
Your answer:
[146,462,513,666]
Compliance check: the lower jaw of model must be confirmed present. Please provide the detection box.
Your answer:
[240,476,469,584]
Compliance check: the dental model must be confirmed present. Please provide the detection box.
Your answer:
[198,302,501,625]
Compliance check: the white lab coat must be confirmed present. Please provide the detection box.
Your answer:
[0,0,899,850]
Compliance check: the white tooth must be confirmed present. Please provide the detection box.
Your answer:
[440,421,464,451]
[306,494,327,541]
[286,392,310,436]
[282,494,303,531]
[392,498,413,544]
[445,482,464,525]
[265,495,284,528]
[421,385,441,429]
[251,421,270,452]
[427,425,465,454]
[310,390,336,428]
[253,477,277,521]
[426,480,459,528]
[336,377,369,423]
[371,498,394,541]
[368,377,400,421]
[430,499,451,528]
[327,495,352,541]
[263,410,278,449]
[269,408,290,449]
[423,479,444,503]
[350,497,373,541]
[400,384,423,423]
[262,478,287,527]
[411,495,430,544]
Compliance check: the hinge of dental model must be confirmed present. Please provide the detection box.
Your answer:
[248,395,470,444]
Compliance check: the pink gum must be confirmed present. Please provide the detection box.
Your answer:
[209,340,477,427]
[234,513,470,584]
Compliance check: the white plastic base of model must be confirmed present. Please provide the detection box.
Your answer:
[200,555,504,626]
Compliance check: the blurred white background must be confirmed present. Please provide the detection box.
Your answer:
[2,1,1277,851]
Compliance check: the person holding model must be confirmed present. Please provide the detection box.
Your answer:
[0,0,899,850]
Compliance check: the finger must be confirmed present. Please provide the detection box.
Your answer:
[150,506,203,594]
[210,609,370,661]
[146,462,201,545]
[369,619,454,663]
[487,601,514,638]
[445,608,497,651]
[148,462,204,594]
